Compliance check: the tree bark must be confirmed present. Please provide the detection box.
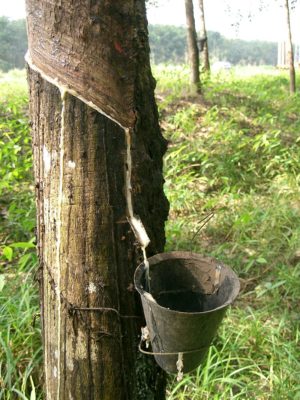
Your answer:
[198,0,210,73]
[26,0,169,398]
[185,0,201,93]
[284,0,296,93]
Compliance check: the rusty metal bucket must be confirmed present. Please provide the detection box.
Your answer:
[134,251,240,374]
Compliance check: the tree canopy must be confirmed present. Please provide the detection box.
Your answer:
[0,17,27,71]
[149,25,277,65]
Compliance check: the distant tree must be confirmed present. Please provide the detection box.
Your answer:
[207,31,225,61]
[284,0,296,93]
[198,0,210,73]
[148,25,277,66]
[0,17,27,71]
[185,0,200,93]
[224,38,277,65]
[149,25,187,64]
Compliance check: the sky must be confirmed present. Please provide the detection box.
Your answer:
[1,0,300,42]
[147,0,300,42]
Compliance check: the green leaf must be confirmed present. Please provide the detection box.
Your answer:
[10,241,36,249]
[2,246,13,261]
[256,257,267,264]
[30,376,36,400]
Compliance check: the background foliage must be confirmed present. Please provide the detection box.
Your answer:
[0,70,40,398]
[0,18,27,72]
[149,26,278,65]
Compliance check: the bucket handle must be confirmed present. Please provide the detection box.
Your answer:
[138,341,210,356]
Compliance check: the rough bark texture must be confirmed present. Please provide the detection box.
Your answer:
[198,0,210,73]
[185,0,200,93]
[26,0,139,127]
[27,0,169,398]
[284,0,296,94]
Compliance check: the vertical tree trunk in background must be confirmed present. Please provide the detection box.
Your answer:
[198,0,210,73]
[185,0,201,93]
[284,0,296,93]
[26,0,169,398]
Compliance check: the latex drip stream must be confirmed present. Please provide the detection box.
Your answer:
[56,88,66,400]
[124,128,151,291]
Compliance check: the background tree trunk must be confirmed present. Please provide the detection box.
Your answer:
[26,0,169,398]
[185,0,201,93]
[284,0,296,93]
[198,0,210,73]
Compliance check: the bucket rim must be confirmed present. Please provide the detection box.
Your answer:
[134,251,240,316]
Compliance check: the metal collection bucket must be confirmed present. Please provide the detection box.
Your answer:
[134,251,240,374]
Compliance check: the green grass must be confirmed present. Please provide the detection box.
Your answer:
[1,65,300,398]
[154,64,300,399]
[0,270,42,399]
[0,70,41,399]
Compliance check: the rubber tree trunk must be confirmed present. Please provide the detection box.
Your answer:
[284,0,296,93]
[26,0,169,398]
[198,0,210,73]
[185,0,201,93]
